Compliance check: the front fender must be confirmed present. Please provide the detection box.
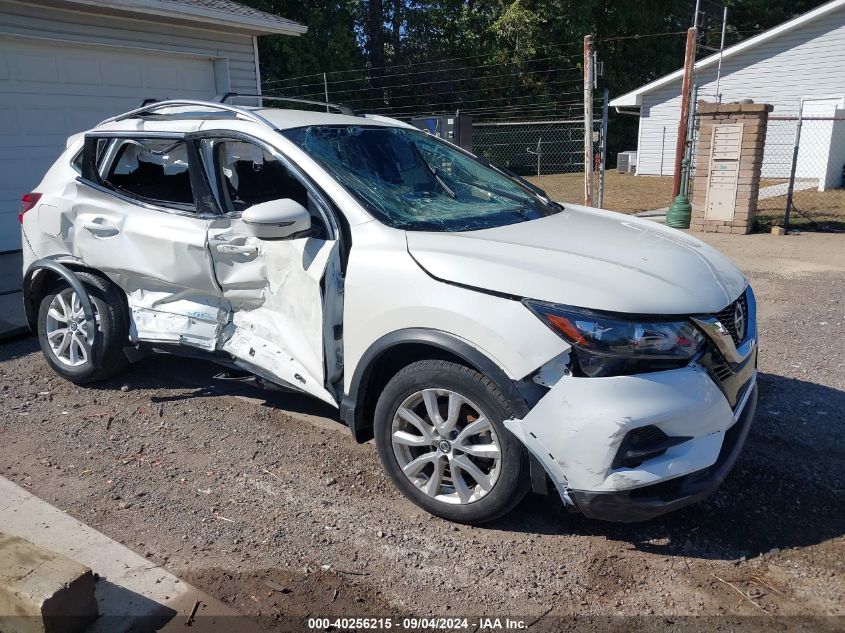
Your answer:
[340,328,540,443]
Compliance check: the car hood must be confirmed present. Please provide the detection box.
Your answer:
[405,205,747,315]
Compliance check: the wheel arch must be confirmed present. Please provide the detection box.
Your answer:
[23,258,123,369]
[340,329,534,444]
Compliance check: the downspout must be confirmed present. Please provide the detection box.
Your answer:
[252,35,262,108]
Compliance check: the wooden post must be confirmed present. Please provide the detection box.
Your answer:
[583,34,594,206]
[672,27,697,197]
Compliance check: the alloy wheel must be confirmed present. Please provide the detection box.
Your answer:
[391,388,502,505]
[45,289,97,367]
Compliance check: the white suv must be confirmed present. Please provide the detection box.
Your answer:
[20,98,758,524]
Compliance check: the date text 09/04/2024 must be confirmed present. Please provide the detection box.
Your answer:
[307,617,529,630]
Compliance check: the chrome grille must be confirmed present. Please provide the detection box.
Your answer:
[714,292,748,345]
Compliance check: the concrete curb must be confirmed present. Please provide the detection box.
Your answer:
[0,534,98,633]
[0,477,259,633]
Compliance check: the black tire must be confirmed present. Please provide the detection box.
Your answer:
[374,359,530,524]
[37,271,129,384]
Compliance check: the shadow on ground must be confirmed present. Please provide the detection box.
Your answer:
[3,335,843,562]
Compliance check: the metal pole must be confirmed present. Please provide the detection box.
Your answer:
[715,7,728,102]
[536,137,542,179]
[672,27,697,197]
[583,34,594,206]
[784,99,805,232]
[693,0,701,28]
[598,88,609,208]
[684,83,699,195]
[323,72,330,112]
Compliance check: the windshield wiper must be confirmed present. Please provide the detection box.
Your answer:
[476,156,551,200]
[411,142,456,198]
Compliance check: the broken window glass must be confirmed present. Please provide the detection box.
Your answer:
[103,139,194,209]
[282,125,561,232]
[204,140,309,214]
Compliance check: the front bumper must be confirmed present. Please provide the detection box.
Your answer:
[570,383,757,522]
[505,360,757,522]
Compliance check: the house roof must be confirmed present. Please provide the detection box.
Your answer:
[58,0,308,36]
[609,0,845,108]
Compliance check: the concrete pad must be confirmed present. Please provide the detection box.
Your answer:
[0,534,98,633]
[0,251,23,294]
[0,291,28,339]
[0,477,259,633]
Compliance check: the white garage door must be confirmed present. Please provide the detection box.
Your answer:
[0,35,223,252]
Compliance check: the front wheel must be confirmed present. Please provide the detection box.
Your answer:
[374,360,530,524]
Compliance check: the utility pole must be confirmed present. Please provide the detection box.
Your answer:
[583,34,594,207]
[666,27,697,228]
[672,28,697,197]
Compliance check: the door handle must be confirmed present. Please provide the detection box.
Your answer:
[82,219,119,237]
[215,243,259,256]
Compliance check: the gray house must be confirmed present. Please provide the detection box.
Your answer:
[610,0,845,179]
[0,0,305,252]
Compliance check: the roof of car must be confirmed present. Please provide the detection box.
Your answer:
[254,108,399,129]
[97,102,411,133]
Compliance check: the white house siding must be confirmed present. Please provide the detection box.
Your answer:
[636,7,845,177]
[0,0,261,251]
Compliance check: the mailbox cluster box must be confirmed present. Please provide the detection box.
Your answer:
[410,115,474,152]
[705,123,743,221]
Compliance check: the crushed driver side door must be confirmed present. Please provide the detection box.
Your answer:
[193,132,344,406]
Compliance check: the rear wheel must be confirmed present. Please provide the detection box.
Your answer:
[37,272,129,383]
[374,360,530,524]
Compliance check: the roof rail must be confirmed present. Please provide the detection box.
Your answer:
[219,92,356,117]
[98,99,276,128]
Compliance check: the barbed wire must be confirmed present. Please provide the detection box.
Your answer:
[277,78,586,106]
[264,40,586,86]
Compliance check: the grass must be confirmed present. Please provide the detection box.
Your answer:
[526,171,675,214]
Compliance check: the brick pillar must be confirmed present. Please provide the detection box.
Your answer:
[690,101,773,234]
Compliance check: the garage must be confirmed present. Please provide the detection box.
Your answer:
[0,37,222,251]
[0,0,307,253]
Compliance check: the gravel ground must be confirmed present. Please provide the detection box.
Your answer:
[1,232,843,631]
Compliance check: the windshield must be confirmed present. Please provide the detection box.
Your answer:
[282,125,561,232]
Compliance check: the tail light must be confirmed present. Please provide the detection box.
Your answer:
[18,193,41,223]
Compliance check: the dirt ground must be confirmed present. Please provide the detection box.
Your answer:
[1,232,844,631]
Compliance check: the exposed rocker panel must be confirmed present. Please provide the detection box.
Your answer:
[127,292,227,351]
[222,326,338,406]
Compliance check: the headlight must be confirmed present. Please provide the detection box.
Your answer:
[523,300,705,377]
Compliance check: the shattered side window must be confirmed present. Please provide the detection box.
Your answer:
[282,125,561,232]
[102,139,194,210]
[210,141,309,213]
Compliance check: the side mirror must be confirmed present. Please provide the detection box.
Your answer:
[241,198,311,240]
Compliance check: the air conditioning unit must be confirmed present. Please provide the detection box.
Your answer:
[617,151,637,174]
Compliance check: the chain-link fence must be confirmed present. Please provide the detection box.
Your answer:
[471,117,604,206]
[760,114,845,230]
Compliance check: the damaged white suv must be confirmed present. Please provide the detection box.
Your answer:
[20,98,758,524]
